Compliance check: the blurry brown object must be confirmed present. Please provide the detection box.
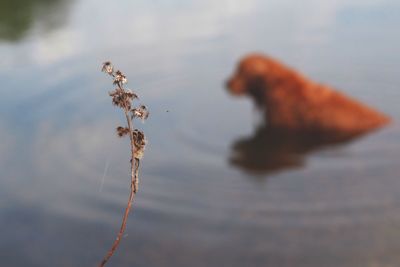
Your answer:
[230,125,355,175]
[227,54,390,141]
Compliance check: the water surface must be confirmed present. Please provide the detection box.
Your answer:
[1,0,400,266]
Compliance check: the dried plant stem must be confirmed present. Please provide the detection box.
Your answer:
[125,111,139,194]
[99,112,139,267]
[99,61,148,266]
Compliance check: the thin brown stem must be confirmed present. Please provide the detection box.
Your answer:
[125,110,137,193]
[98,170,136,267]
[98,109,138,267]
[135,159,140,192]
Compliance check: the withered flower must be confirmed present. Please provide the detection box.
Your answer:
[132,129,147,159]
[131,105,149,121]
[108,88,135,110]
[124,89,138,100]
[116,126,130,137]
[101,61,114,75]
[114,70,127,85]
[109,89,123,108]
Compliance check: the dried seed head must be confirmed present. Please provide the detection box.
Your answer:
[131,105,149,121]
[124,89,138,101]
[132,129,147,159]
[102,61,149,159]
[116,126,130,137]
[109,88,134,110]
[114,70,127,85]
[102,61,114,75]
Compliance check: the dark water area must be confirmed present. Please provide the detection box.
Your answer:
[1,0,400,266]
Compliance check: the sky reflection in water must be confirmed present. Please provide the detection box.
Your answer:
[1,0,400,266]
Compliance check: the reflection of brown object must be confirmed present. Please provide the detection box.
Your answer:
[230,125,355,175]
[227,54,390,140]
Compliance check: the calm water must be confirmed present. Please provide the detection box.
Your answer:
[1,0,400,266]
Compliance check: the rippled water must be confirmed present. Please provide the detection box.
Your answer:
[1,0,400,266]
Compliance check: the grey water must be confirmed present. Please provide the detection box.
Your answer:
[1,0,400,266]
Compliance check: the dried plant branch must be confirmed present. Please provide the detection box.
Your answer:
[99,61,148,267]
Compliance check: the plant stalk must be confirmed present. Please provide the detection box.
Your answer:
[98,108,139,267]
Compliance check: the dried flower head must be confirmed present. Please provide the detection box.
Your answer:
[124,89,138,100]
[102,61,114,75]
[132,129,147,159]
[131,105,149,121]
[108,88,136,110]
[114,70,127,85]
[116,126,130,137]
[102,61,148,162]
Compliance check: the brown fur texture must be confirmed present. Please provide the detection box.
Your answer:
[227,54,390,140]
